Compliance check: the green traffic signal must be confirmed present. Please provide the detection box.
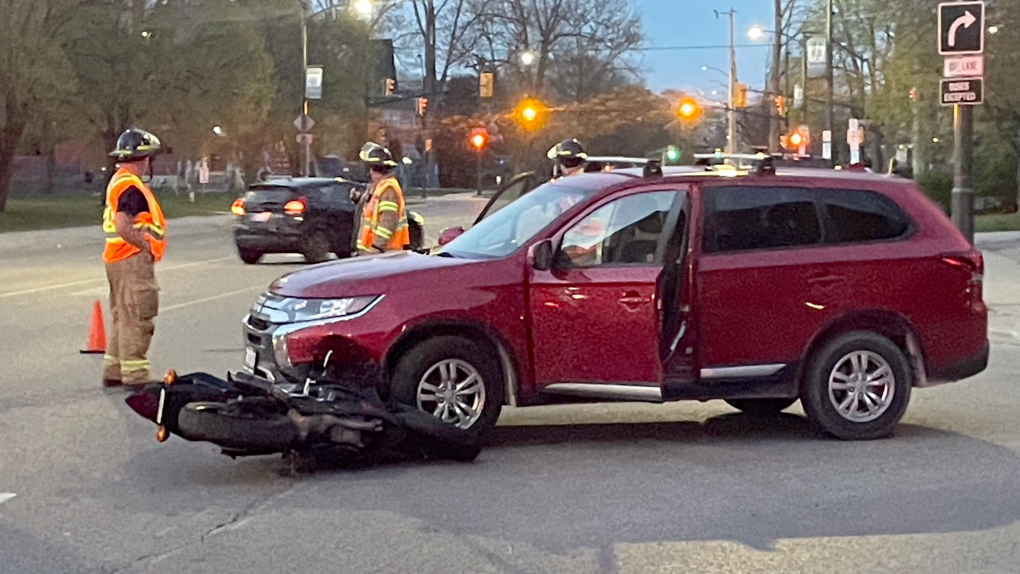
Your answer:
[664,145,680,164]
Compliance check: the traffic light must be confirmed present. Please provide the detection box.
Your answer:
[470,127,488,151]
[677,97,701,121]
[515,98,546,130]
[734,83,749,109]
[384,78,395,96]
[663,145,681,165]
[416,97,428,117]
[774,95,786,116]
[789,131,804,147]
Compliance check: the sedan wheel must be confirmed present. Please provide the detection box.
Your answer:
[416,359,486,430]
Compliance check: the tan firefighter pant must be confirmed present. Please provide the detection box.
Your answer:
[103,251,159,384]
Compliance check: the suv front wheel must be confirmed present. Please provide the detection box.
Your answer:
[391,336,503,440]
[801,331,912,440]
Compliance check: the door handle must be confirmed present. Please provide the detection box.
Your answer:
[619,291,650,307]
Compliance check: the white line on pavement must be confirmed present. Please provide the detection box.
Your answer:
[0,493,16,505]
[0,257,234,299]
[160,286,264,313]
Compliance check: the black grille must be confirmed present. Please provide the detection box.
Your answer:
[247,316,270,331]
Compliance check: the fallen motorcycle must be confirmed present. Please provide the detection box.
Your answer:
[125,369,481,464]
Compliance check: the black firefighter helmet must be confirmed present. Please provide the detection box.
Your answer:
[359,142,398,170]
[109,128,162,162]
[547,138,588,169]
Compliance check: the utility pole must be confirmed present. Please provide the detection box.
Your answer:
[716,9,738,155]
[824,0,835,165]
[300,0,310,177]
[769,0,782,153]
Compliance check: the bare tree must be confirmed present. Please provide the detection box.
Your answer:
[474,0,643,101]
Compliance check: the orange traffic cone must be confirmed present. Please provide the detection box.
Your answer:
[80,301,107,354]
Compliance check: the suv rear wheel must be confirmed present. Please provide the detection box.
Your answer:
[302,231,330,263]
[237,247,263,265]
[801,331,912,440]
[390,336,503,440]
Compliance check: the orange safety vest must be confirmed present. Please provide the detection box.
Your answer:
[102,168,167,264]
[357,176,409,252]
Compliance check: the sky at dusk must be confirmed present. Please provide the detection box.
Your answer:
[634,0,776,100]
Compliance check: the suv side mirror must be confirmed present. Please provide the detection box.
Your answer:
[531,240,553,271]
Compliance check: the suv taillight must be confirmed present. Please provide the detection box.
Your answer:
[230,198,245,216]
[941,252,983,303]
[284,197,307,216]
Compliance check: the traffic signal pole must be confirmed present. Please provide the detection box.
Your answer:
[951,104,975,244]
[300,0,310,177]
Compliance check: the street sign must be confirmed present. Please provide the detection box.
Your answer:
[939,2,985,55]
[305,66,323,100]
[296,133,314,144]
[944,55,984,77]
[940,77,984,105]
[793,84,804,110]
[822,130,832,160]
[806,35,827,77]
[198,157,210,185]
[294,114,315,132]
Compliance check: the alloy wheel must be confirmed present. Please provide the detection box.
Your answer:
[827,350,895,423]
[416,359,486,430]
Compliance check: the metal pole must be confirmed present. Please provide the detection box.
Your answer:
[824,0,834,165]
[301,1,310,177]
[768,0,782,153]
[727,8,737,155]
[951,104,975,244]
[802,36,808,120]
[475,150,483,196]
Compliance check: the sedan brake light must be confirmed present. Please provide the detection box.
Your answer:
[941,252,983,302]
[230,198,246,216]
[284,197,307,216]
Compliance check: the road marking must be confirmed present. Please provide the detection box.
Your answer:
[160,286,264,313]
[0,257,233,299]
[0,493,16,505]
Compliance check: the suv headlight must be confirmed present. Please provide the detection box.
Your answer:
[284,295,382,322]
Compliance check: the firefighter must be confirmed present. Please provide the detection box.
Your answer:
[101,128,167,387]
[352,142,409,254]
[547,138,588,178]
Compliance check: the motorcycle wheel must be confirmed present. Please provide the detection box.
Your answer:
[177,402,298,452]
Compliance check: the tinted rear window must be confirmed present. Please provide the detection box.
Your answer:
[703,186,822,253]
[814,189,911,244]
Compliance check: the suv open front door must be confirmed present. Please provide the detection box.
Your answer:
[527,188,691,402]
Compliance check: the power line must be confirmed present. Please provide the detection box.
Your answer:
[640,44,771,52]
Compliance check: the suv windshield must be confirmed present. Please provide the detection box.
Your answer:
[441,181,589,259]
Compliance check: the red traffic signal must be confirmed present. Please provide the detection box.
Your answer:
[384,78,395,96]
[789,132,804,147]
[677,97,701,120]
[470,127,488,150]
[417,97,428,116]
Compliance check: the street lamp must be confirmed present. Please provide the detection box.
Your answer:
[355,0,373,16]
[747,25,765,41]
[521,51,536,66]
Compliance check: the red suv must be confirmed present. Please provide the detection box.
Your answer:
[242,167,987,441]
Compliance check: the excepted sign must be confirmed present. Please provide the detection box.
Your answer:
[822,129,832,160]
[305,66,323,100]
[939,2,985,55]
[793,84,804,110]
[944,55,984,77]
[296,133,314,145]
[940,77,984,105]
[806,35,827,77]
[479,72,494,98]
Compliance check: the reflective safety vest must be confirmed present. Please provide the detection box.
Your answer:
[357,176,409,252]
[102,168,167,264]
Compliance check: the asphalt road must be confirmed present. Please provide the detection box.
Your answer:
[3,201,1020,574]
